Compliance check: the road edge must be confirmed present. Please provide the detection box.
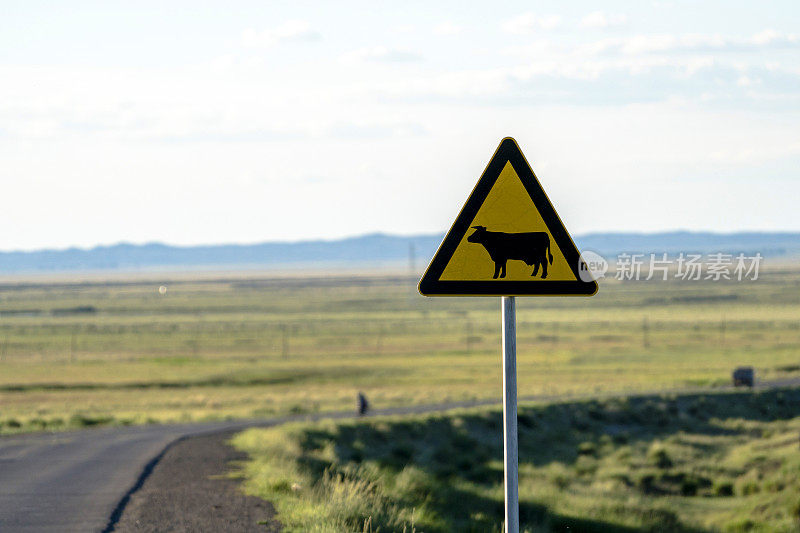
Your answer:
[101,435,189,532]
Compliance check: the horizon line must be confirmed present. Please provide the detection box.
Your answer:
[2,228,800,255]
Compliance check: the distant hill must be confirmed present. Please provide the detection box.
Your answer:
[576,231,799,258]
[0,231,797,274]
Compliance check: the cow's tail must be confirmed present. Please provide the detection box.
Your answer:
[547,239,553,264]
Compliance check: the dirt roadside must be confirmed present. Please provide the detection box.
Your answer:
[112,430,280,532]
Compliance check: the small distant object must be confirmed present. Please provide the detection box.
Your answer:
[158,285,168,295]
[733,366,754,388]
[357,392,369,416]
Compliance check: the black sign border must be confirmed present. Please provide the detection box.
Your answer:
[418,138,598,296]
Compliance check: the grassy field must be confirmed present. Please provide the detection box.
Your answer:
[0,265,799,434]
[232,388,800,532]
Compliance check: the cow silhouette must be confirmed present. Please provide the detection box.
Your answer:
[467,226,553,279]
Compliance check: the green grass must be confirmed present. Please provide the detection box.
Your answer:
[1,266,799,433]
[232,388,800,532]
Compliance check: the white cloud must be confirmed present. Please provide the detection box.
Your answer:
[328,121,428,139]
[241,20,320,48]
[749,28,798,46]
[580,11,628,29]
[434,21,462,36]
[393,24,417,34]
[502,13,561,34]
[709,140,800,163]
[339,46,422,64]
[737,75,755,87]
[364,39,800,106]
[581,30,800,56]
[502,40,559,59]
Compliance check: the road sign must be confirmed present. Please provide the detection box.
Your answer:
[418,138,598,533]
[418,137,598,296]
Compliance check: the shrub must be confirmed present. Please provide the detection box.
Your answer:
[289,404,308,414]
[647,445,673,469]
[69,413,113,427]
[577,441,596,456]
[724,517,756,532]
[269,479,293,493]
[29,417,47,428]
[550,472,571,490]
[392,465,433,501]
[713,481,735,497]
[637,473,657,493]
[574,455,598,476]
[736,479,760,496]
[680,477,699,496]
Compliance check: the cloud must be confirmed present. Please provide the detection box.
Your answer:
[393,24,417,34]
[580,11,628,29]
[434,21,462,36]
[502,13,561,34]
[750,28,798,46]
[327,121,428,139]
[241,20,320,48]
[340,46,423,64]
[710,141,800,164]
[581,30,800,56]
[501,30,800,66]
[363,53,800,109]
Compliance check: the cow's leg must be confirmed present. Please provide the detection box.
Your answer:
[493,262,501,279]
[541,258,548,279]
[500,261,507,278]
[532,261,539,277]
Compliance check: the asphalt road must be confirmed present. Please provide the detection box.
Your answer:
[1,381,796,532]
[0,420,266,532]
[0,400,497,533]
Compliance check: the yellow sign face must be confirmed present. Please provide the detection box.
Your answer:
[419,138,597,296]
[440,161,577,282]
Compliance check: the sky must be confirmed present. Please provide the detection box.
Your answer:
[2,1,799,251]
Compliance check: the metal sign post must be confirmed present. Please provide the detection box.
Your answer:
[418,138,598,531]
[502,296,518,533]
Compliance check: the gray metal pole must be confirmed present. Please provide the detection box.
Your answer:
[502,296,519,533]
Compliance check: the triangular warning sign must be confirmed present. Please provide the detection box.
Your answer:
[419,138,598,296]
